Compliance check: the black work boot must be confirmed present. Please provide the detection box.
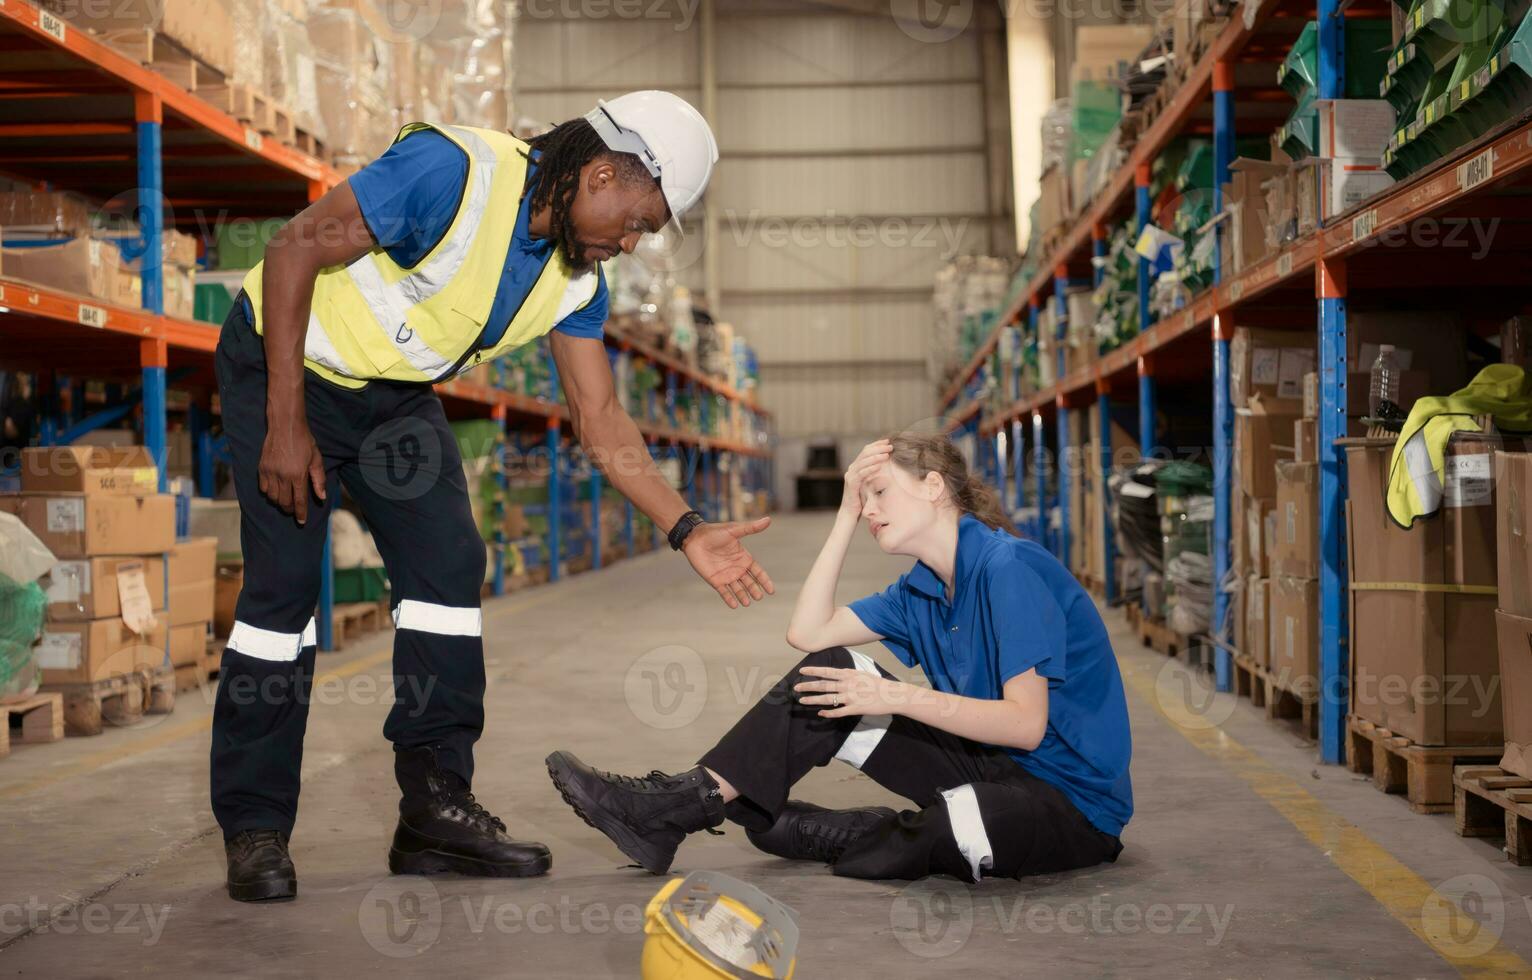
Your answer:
[545,750,725,874]
[389,746,552,878]
[225,830,297,903]
[746,801,897,865]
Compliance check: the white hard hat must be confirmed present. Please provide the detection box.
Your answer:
[584,91,718,238]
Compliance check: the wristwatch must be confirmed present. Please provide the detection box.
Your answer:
[668,510,706,551]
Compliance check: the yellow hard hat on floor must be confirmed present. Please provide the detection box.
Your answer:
[641,870,799,979]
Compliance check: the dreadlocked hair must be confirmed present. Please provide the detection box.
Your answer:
[525,118,654,267]
[886,432,1018,536]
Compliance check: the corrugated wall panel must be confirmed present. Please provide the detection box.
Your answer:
[716,216,989,293]
[716,14,979,86]
[710,154,988,218]
[716,83,984,153]
[726,296,932,364]
[516,18,698,91]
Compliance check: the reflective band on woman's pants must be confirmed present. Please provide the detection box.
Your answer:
[939,783,996,882]
[832,648,894,769]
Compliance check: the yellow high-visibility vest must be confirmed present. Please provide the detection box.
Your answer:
[243,123,600,389]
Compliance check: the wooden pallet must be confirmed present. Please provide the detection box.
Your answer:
[1137,614,1194,659]
[100,28,227,95]
[1232,654,1268,709]
[330,600,392,650]
[201,83,275,132]
[1,693,65,757]
[1454,765,1532,866]
[44,666,176,737]
[1344,716,1502,813]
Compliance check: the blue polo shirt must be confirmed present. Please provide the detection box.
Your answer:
[848,515,1134,837]
[243,130,608,344]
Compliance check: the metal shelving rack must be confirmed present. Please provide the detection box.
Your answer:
[0,0,772,650]
[939,0,1532,764]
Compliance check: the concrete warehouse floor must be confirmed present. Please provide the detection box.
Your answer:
[2,512,1531,978]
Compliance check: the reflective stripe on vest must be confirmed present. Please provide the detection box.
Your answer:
[242,124,600,389]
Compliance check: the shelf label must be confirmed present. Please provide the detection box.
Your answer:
[38,9,67,41]
[1457,148,1494,192]
[1229,279,1244,302]
[77,304,107,328]
[244,128,263,152]
[1276,252,1293,278]
[1352,209,1378,241]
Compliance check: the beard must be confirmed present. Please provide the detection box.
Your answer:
[551,200,593,269]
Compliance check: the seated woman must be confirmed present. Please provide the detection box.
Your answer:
[546,433,1132,882]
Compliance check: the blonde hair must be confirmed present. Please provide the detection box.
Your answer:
[886,433,1017,536]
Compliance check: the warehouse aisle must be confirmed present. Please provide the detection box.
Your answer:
[2,512,1529,978]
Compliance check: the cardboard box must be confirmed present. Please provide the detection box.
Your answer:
[1318,158,1394,219]
[1268,575,1318,696]
[1072,24,1153,84]
[1316,100,1396,159]
[214,563,243,638]
[1343,434,1505,588]
[0,237,138,308]
[43,556,165,622]
[1494,608,1532,779]
[1302,372,1318,418]
[1038,163,1072,234]
[1231,485,1247,574]
[0,190,96,234]
[1498,451,1532,618]
[1245,497,1273,578]
[1230,328,1316,408]
[35,615,168,685]
[169,622,210,668]
[1222,158,1287,272]
[43,0,234,74]
[1235,394,1303,499]
[1350,587,1502,746]
[1345,440,1510,746]
[1246,576,1270,668]
[21,445,158,496]
[1295,418,1317,462]
[168,537,217,627]
[1273,462,1318,578]
[0,493,176,558]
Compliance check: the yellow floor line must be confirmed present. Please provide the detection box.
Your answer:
[1123,648,1531,977]
[1,586,567,800]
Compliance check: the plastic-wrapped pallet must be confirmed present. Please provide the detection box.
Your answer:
[1040,98,1073,173]
[228,0,266,93]
[263,0,325,143]
[309,0,396,166]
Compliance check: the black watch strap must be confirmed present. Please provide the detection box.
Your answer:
[668,510,706,551]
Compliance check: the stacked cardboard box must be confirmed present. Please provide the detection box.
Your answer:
[1231,327,1314,665]
[3,447,175,686]
[167,538,217,676]
[1343,433,1507,746]
[1494,452,1532,779]
[1314,100,1395,219]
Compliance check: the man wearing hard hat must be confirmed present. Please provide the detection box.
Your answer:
[212,91,774,903]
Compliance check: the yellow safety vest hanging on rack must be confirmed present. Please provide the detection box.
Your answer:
[242,123,600,390]
[1386,364,1532,526]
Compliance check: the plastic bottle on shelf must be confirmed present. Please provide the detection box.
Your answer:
[1368,344,1400,418]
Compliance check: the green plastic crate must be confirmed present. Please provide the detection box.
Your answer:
[214,218,286,270]
[1278,19,1394,101]
[334,567,388,603]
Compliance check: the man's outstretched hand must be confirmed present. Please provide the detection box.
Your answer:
[681,517,775,609]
